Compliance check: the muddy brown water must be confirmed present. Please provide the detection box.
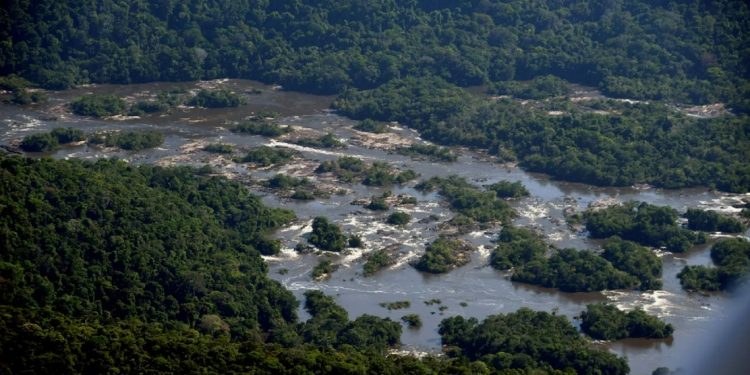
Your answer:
[2,79,748,375]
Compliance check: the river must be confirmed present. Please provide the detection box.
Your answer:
[2,79,747,375]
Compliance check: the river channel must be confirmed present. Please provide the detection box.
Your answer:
[2,79,748,375]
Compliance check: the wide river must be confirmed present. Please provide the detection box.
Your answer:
[2,79,748,375]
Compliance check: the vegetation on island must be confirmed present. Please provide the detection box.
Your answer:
[308,217,347,252]
[685,208,747,233]
[187,89,243,108]
[490,226,548,271]
[583,201,706,252]
[601,238,663,291]
[89,131,165,151]
[414,237,473,274]
[678,238,750,292]
[440,308,629,375]
[20,127,85,152]
[353,119,388,134]
[312,260,338,280]
[486,180,530,199]
[396,143,457,162]
[379,301,410,311]
[316,157,417,187]
[233,117,290,137]
[416,175,515,224]
[203,143,233,154]
[401,314,422,329]
[69,94,126,117]
[387,211,411,226]
[294,133,346,149]
[335,77,750,193]
[236,146,296,166]
[580,303,674,340]
[362,250,394,277]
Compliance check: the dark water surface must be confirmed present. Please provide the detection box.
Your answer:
[2,79,748,375]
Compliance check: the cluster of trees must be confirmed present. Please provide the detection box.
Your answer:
[236,146,296,166]
[353,119,388,134]
[362,250,394,277]
[0,155,645,374]
[294,133,346,149]
[439,308,629,374]
[69,94,126,117]
[678,238,750,292]
[4,0,749,110]
[20,127,84,152]
[387,211,411,226]
[413,237,472,274]
[203,143,234,154]
[0,75,45,104]
[89,130,165,151]
[316,156,417,187]
[233,117,290,137]
[491,227,661,292]
[308,217,347,252]
[685,208,747,233]
[334,77,750,193]
[584,202,706,252]
[416,175,515,224]
[70,89,241,118]
[488,75,570,99]
[396,143,457,162]
[311,260,337,280]
[187,89,243,108]
[580,303,674,340]
[485,180,529,199]
[0,156,296,337]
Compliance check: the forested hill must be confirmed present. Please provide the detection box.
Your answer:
[2,0,749,110]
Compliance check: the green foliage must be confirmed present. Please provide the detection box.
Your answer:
[0,75,31,91]
[386,212,411,226]
[187,89,242,108]
[512,248,640,292]
[488,75,570,99]
[69,94,126,117]
[602,238,663,290]
[309,217,347,252]
[439,308,629,375]
[362,250,393,277]
[20,127,85,152]
[416,176,515,224]
[0,156,296,335]
[401,314,422,329]
[379,301,410,310]
[335,77,750,192]
[353,119,388,133]
[10,88,46,104]
[203,143,233,154]
[347,235,363,248]
[265,174,310,189]
[486,181,529,199]
[397,143,457,162]
[237,146,296,166]
[686,208,747,233]
[490,226,548,270]
[295,133,345,149]
[233,118,290,137]
[366,196,389,211]
[19,133,58,152]
[301,291,400,352]
[317,157,415,187]
[414,237,472,274]
[290,190,315,201]
[580,303,674,340]
[584,202,706,252]
[678,238,750,292]
[312,260,337,280]
[91,131,165,151]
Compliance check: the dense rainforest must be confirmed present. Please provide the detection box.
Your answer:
[0,155,632,374]
[3,0,749,191]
